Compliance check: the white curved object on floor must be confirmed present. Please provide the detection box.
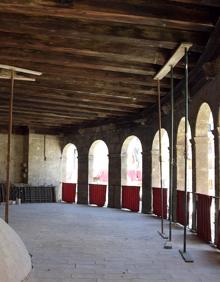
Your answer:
[0,218,31,282]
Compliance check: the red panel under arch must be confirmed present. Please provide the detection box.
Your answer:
[122,186,140,212]
[62,183,76,203]
[196,193,212,243]
[89,184,106,207]
[152,187,167,219]
[176,190,190,226]
[217,210,220,250]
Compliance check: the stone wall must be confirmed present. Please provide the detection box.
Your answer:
[28,134,62,198]
[0,134,25,183]
[0,133,63,200]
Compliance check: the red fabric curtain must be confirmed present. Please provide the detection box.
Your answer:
[196,193,212,243]
[122,186,140,212]
[176,190,190,226]
[152,187,167,219]
[217,210,220,250]
[62,183,76,203]
[89,184,106,207]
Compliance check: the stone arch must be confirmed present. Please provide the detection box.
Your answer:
[61,143,78,184]
[88,140,109,184]
[88,140,109,207]
[195,102,215,242]
[121,135,143,212]
[176,117,192,191]
[176,117,193,227]
[151,129,169,189]
[195,102,214,195]
[121,135,143,186]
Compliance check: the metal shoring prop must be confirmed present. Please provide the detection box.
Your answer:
[157,79,168,239]
[4,70,14,224]
[0,64,42,224]
[179,49,194,262]
[164,66,174,249]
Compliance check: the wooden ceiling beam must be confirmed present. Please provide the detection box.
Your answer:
[0,96,137,115]
[0,108,91,124]
[0,33,167,64]
[0,36,191,72]
[0,90,150,110]
[0,1,217,26]
[169,0,220,8]
[0,85,157,105]
[0,13,209,47]
[0,29,204,54]
[0,43,199,74]
[0,53,180,86]
[0,104,98,119]
[0,79,167,98]
[3,70,168,92]
[0,5,214,34]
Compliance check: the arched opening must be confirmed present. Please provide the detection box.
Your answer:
[176,118,193,228]
[151,129,169,218]
[61,143,78,203]
[121,135,142,212]
[88,140,109,207]
[195,103,215,243]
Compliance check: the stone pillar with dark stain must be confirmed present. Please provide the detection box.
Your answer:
[141,150,152,214]
[108,153,121,209]
[191,137,197,231]
[77,153,88,205]
[172,146,177,222]
[213,127,220,245]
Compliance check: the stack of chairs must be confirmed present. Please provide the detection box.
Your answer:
[0,183,56,203]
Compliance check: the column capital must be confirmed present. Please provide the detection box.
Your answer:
[212,127,220,137]
[108,153,121,158]
[78,153,88,160]
[142,150,150,156]
[88,154,94,161]
[193,136,210,144]
[151,149,159,155]
[176,143,185,150]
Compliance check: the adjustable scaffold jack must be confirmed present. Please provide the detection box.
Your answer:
[153,43,194,260]
[156,79,168,240]
[0,64,42,224]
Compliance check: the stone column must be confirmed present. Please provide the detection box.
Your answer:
[191,138,197,230]
[176,143,185,191]
[77,153,88,204]
[194,136,209,194]
[121,152,127,185]
[142,150,152,214]
[108,153,121,209]
[192,136,209,230]
[172,146,177,221]
[151,148,160,187]
[213,127,220,244]
[88,154,94,184]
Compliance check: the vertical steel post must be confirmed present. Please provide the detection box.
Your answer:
[179,49,193,262]
[164,67,174,249]
[169,66,174,242]
[184,49,188,253]
[4,70,14,224]
[157,80,167,239]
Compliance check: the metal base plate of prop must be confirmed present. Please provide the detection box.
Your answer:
[157,231,168,239]
[164,240,172,249]
[179,250,194,263]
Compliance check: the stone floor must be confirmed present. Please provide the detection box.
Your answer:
[0,203,220,282]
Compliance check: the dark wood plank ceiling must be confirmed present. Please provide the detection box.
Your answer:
[0,0,219,131]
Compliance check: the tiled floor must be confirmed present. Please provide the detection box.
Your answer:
[0,203,219,282]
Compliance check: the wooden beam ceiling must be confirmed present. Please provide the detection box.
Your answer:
[0,0,219,131]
